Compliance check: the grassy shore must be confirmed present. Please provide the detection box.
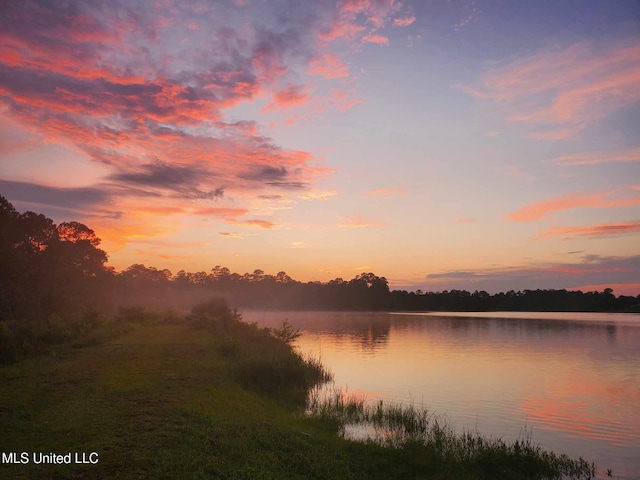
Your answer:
[0,301,600,479]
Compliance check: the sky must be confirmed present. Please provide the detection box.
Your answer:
[1,0,639,295]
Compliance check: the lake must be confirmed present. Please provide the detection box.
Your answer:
[243,310,640,480]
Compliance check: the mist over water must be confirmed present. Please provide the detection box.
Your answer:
[244,310,640,480]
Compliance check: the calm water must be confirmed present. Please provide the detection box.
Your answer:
[243,310,640,480]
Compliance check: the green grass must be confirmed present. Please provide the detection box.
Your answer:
[307,390,600,480]
[0,301,604,479]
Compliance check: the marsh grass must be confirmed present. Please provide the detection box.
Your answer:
[307,389,599,480]
[1,300,606,479]
[188,299,332,401]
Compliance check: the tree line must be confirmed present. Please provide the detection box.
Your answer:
[2,195,639,330]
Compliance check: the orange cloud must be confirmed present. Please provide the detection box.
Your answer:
[262,84,310,112]
[539,221,640,239]
[298,190,338,201]
[218,232,254,239]
[229,219,276,229]
[93,218,178,253]
[507,186,640,222]
[289,241,312,249]
[192,207,248,219]
[0,0,382,258]
[462,42,640,138]
[339,214,385,228]
[554,148,640,166]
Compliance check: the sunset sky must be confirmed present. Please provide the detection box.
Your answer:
[1,0,639,294]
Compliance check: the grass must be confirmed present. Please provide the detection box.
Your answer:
[0,300,605,479]
[307,389,600,479]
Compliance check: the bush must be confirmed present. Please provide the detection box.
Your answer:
[189,299,331,401]
[0,311,110,364]
[0,321,19,364]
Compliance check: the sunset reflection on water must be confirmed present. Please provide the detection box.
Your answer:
[243,310,640,479]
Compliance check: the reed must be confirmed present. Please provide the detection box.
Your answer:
[307,389,599,480]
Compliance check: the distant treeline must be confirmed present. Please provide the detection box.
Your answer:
[2,196,639,330]
[115,267,640,312]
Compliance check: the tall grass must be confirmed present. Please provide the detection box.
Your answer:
[307,389,600,480]
[188,298,332,402]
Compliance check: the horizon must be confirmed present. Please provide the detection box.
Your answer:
[1,1,639,295]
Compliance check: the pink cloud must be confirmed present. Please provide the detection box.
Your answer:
[554,148,640,166]
[462,42,640,138]
[367,186,407,196]
[393,16,415,27]
[423,255,640,294]
[327,87,364,111]
[307,53,349,79]
[262,84,310,112]
[539,221,640,239]
[318,22,367,42]
[363,34,390,45]
[318,0,401,44]
[0,0,381,255]
[507,186,640,222]
[528,128,579,141]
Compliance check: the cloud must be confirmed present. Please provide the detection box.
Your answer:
[0,0,406,255]
[192,207,248,220]
[307,53,349,79]
[318,0,402,43]
[427,271,481,279]
[240,165,289,182]
[229,219,276,229]
[110,161,224,199]
[262,84,310,112]
[0,179,111,212]
[367,186,407,197]
[289,241,312,248]
[0,1,360,234]
[393,17,415,27]
[327,87,363,111]
[456,217,477,223]
[553,148,640,166]
[258,194,285,200]
[339,214,385,228]
[423,255,640,294]
[218,232,254,239]
[298,190,338,201]
[539,221,640,240]
[362,34,389,45]
[507,186,640,222]
[462,41,640,138]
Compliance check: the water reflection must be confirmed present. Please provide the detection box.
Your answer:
[243,311,640,479]
[245,311,392,351]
